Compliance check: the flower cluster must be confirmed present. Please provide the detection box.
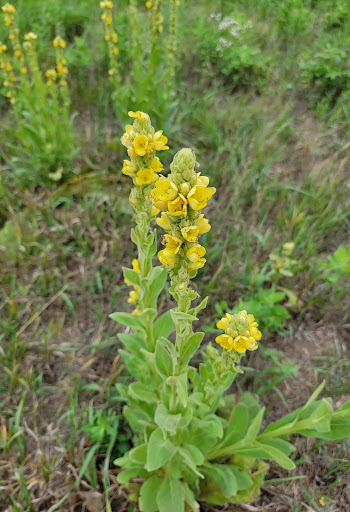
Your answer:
[216,310,261,354]
[121,111,168,188]
[99,0,119,77]
[152,148,215,272]
[0,41,16,104]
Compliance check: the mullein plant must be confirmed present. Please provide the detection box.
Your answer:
[111,111,350,511]
[99,0,179,124]
[0,4,75,186]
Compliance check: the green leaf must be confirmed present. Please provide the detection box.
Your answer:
[154,310,174,341]
[205,464,238,498]
[157,474,184,512]
[254,441,295,470]
[171,310,198,323]
[128,382,158,404]
[189,296,209,317]
[123,267,141,287]
[146,428,177,471]
[178,444,204,478]
[155,404,182,435]
[229,466,253,491]
[129,444,148,464]
[109,311,146,332]
[117,466,147,484]
[176,374,188,408]
[140,475,162,512]
[224,402,249,445]
[181,332,204,367]
[155,342,174,378]
[147,266,167,307]
[118,332,147,354]
[123,405,153,433]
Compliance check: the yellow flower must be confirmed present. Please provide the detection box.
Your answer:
[216,313,232,331]
[197,215,211,234]
[53,36,66,48]
[133,135,149,156]
[128,110,148,121]
[163,235,182,254]
[197,174,210,187]
[132,259,140,273]
[105,0,113,7]
[146,1,152,7]
[186,245,206,270]
[158,248,176,267]
[152,130,169,151]
[151,205,160,216]
[57,64,68,75]
[216,334,234,352]
[15,50,21,57]
[150,157,163,173]
[152,197,169,212]
[101,13,112,24]
[181,225,199,243]
[156,212,171,231]
[121,125,133,148]
[151,178,178,202]
[128,290,138,303]
[0,44,7,53]
[4,16,12,26]
[135,168,158,186]
[20,66,27,74]
[122,160,137,176]
[168,194,187,216]
[187,185,216,211]
[158,25,163,33]
[25,32,39,42]
[112,32,118,43]
[2,3,15,14]
[132,309,141,315]
[113,47,119,55]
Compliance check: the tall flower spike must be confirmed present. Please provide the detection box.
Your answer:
[152,148,214,278]
[121,111,168,311]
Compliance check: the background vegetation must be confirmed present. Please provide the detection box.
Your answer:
[0,0,349,510]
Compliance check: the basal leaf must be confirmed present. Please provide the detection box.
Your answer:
[146,428,177,471]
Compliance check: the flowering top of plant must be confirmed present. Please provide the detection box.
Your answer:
[121,110,168,187]
[216,310,261,353]
[152,148,215,274]
[120,111,169,314]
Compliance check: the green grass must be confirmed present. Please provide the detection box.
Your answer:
[0,0,349,510]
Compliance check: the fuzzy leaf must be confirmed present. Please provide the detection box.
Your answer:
[139,475,162,512]
[123,267,141,287]
[155,404,182,435]
[157,474,184,512]
[154,310,174,341]
[117,332,147,354]
[181,332,204,367]
[155,342,174,378]
[146,428,177,471]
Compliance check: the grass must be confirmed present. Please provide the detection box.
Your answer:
[0,0,349,510]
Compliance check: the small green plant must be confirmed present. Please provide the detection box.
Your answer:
[109,111,350,511]
[317,245,350,284]
[0,3,76,186]
[300,44,350,106]
[324,1,350,29]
